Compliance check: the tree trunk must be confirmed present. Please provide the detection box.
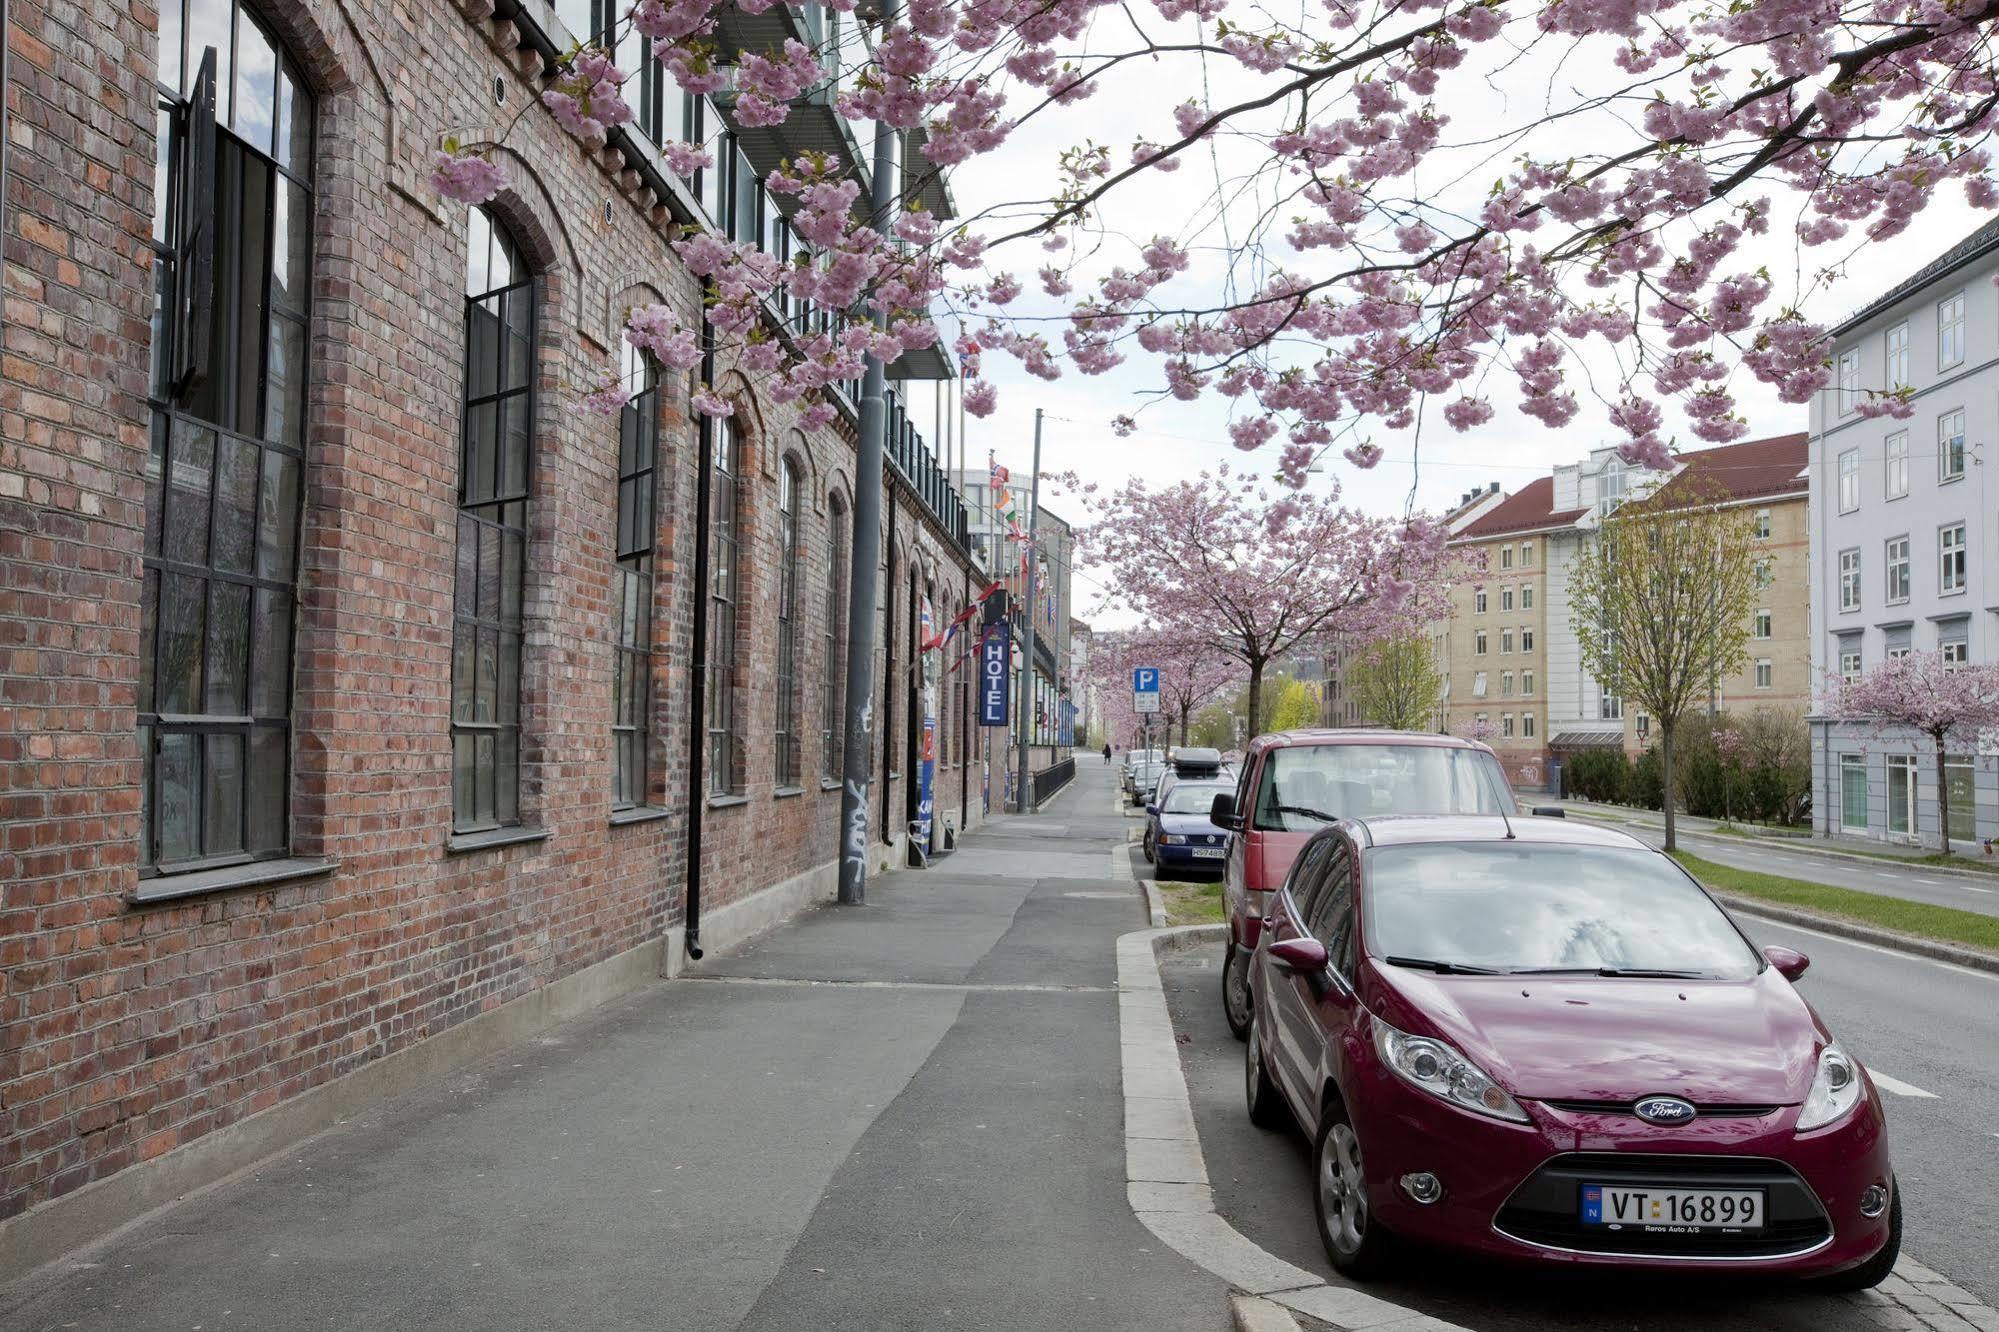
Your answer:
[1247,661,1264,743]
[1935,734,1952,856]
[1660,722,1677,853]
[1179,702,1191,747]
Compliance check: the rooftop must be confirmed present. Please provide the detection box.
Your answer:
[1455,477,1587,540]
[1652,431,1809,505]
[1833,215,1999,337]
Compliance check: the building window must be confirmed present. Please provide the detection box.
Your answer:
[1754,508,1771,539]
[1943,639,1970,669]
[1501,587,1514,612]
[1939,409,1967,483]
[1600,691,1622,721]
[774,457,802,788]
[1837,349,1860,416]
[1839,649,1861,683]
[1501,671,1514,697]
[1887,754,1917,836]
[612,343,659,809]
[1755,659,1773,689]
[1520,628,1535,653]
[1521,670,1534,695]
[1885,535,1910,604]
[1474,630,1487,655]
[1837,448,1860,513]
[1520,585,1534,611]
[822,493,848,782]
[1884,432,1908,499]
[1474,589,1487,615]
[140,1,314,873]
[1636,712,1651,739]
[1941,522,1967,593]
[1938,290,1965,369]
[1838,548,1861,612]
[1840,753,1868,832]
[1754,608,1772,639]
[1501,629,1515,654]
[451,208,532,834]
[1946,756,1975,838]
[708,417,742,794]
[1887,643,1912,661]
[1754,558,1773,589]
[1500,547,1513,569]
[1885,321,1909,389]
[1522,712,1536,738]
[1502,714,1515,739]
[1472,671,1488,697]
[1520,542,1533,567]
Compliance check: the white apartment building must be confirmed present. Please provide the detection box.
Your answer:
[1808,219,1999,848]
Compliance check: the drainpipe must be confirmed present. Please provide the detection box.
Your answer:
[1,0,12,353]
[682,331,716,960]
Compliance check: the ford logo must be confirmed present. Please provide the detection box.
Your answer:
[1633,1096,1698,1124]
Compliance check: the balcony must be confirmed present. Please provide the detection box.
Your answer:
[883,384,972,556]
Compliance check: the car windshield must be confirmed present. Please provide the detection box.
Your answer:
[1362,843,1762,979]
[1251,745,1513,831]
[1163,783,1229,815]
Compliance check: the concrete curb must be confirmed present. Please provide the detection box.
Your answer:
[1714,893,1999,976]
[1232,1293,1307,1331]
[1116,926,1472,1332]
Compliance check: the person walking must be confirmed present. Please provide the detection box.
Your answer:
[1102,742,1113,765]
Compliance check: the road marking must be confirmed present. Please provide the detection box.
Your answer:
[681,975,1114,993]
[1732,910,1999,984]
[1867,1070,1938,1099]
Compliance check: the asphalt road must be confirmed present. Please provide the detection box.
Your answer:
[1574,810,1999,919]
[1158,920,1999,1329]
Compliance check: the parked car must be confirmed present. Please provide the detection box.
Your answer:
[1128,759,1166,807]
[1123,748,1164,797]
[1213,730,1524,1040]
[1144,778,1234,876]
[1244,812,1898,1289]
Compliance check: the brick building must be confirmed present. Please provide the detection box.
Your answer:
[0,0,985,1271]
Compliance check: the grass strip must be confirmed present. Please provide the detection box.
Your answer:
[1158,877,1225,927]
[1673,851,1999,954]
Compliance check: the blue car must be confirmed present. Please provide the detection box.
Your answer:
[1145,779,1234,880]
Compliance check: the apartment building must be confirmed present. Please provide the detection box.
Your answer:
[1808,219,1999,848]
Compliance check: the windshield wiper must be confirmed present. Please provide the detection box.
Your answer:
[1510,966,1710,979]
[1272,804,1338,823]
[1383,956,1502,975]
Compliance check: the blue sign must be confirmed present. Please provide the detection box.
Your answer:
[1132,667,1160,694]
[979,627,1010,726]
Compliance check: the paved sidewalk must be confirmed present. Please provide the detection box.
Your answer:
[0,765,1227,1332]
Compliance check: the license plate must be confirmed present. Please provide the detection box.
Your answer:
[1191,847,1225,859]
[1581,1185,1764,1233]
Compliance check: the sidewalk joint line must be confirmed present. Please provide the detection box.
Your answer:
[681,975,1116,993]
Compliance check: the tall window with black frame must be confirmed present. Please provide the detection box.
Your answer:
[141,0,313,878]
[775,457,802,788]
[451,209,534,833]
[613,342,659,809]
[708,418,742,795]
[822,493,848,783]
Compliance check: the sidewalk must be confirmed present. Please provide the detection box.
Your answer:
[1548,797,1999,875]
[0,766,1227,1332]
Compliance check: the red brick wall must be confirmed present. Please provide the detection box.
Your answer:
[0,0,982,1227]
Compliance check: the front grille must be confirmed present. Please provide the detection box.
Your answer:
[1495,1154,1832,1259]
[1540,1099,1782,1119]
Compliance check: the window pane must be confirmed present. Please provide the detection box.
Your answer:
[264,313,306,445]
[157,731,199,862]
[477,523,501,618]
[496,730,519,825]
[158,572,207,714]
[233,14,278,152]
[140,571,159,712]
[275,66,309,172]
[270,184,309,312]
[476,732,497,822]
[256,447,299,579]
[464,400,495,502]
[503,286,533,388]
[203,732,244,854]
[247,726,286,852]
[230,154,272,436]
[452,622,476,722]
[476,626,497,723]
[164,421,215,564]
[503,394,530,495]
[212,432,258,573]
[158,0,185,91]
[250,588,291,715]
[453,732,477,826]
[185,0,229,93]
[498,631,520,723]
[205,580,250,715]
[468,300,501,400]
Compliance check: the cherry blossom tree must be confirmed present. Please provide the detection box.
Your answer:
[1457,716,1498,746]
[1823,652,1999,855]
[1069,465,1452,737]
[1092,627,1240,746]
[426,0,1999,476]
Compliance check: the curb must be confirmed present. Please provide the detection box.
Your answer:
[1231,1293,1305,1332]
[1714,893,1999,977]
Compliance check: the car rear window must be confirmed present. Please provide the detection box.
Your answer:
[1362,843,1761,978]
[1162,783,1229,814]
[1250,745,1513,832]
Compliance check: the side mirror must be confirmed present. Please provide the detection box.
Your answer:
[1764,945,1810,982]
[1530,806,1566,818]
[1209,793,1241,830]
[1268,937,1330,972]
[1145,804,1158,817]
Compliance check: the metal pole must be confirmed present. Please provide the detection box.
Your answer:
[835,5,903,905]
[1016,409,1043,813]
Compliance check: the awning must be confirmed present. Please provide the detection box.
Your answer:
[1548,728,1626,750]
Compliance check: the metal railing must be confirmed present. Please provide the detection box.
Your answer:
[1032,757,1075,807]
[884,385,972,554]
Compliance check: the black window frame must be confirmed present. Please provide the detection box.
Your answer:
[613,342,660,810]
[707,415,742,795]
[821,491,848,782]
[775,455,803,788]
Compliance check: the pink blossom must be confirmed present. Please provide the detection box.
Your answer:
[692,389,735,418]
[431,148,509,205]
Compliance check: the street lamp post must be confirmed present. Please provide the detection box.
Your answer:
[1015,410,1043,813]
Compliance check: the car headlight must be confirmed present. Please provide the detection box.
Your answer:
[1796,1043,1863,1131]
[1371,1015,1528,1124]
[1161,833,1188,844]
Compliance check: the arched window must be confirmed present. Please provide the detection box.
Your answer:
[452,208,533,833]
[613,340,659,809]
[774,457,802,788]
[821,492,848,782]
[140,0,313,877]
[707,417,741,795]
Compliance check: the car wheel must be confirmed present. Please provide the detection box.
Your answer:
[1815,1183,1901,1292]
[1222,940,1253,1042]
[1143,832,1156,864]
[1245,1013,1288,1130]
[1153,860,1176,882]
[1313,1100,1395,1280]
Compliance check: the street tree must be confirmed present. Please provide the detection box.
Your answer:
[1568,481,1760,851]
[1345,633,1444,732]
[1070,467,1451,739]
[1094,627,1241,746]
[1269,678,1321,731]
[1457,716,1497,746]
[427,0,1997,475]
[1824,653,1999,855]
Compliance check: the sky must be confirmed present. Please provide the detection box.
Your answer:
[913,5,1991,627]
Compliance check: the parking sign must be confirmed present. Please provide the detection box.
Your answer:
[1132,666,1160,714]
